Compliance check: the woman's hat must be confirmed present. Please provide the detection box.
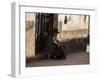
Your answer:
[53,28,59,33]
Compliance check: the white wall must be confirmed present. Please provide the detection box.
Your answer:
[0,0,99,80]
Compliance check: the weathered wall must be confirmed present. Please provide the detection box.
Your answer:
[25,13,35,58]
[58,15,89,31]
[58,15,89,41]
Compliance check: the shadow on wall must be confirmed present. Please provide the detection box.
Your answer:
[63,37,88,53]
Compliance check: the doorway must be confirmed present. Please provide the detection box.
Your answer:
[35,13,54,54]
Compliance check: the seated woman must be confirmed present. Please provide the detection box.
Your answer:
[45,28,66,60]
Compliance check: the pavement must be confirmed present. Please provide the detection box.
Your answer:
[26,52,89,67]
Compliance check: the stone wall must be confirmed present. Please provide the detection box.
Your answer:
[59,29,88,42]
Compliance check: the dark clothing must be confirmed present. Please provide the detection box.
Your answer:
[45,35,56,54]
[45,35,66,59]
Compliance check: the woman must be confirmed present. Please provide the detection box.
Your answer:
[45,28,66,59]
